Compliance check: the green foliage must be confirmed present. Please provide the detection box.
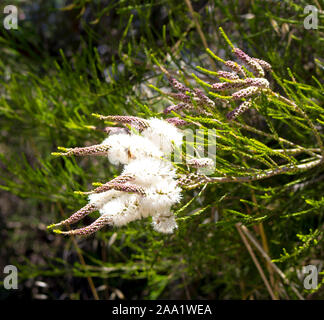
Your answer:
[1,0,324,300]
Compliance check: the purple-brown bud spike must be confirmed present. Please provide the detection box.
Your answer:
[252,58,272,71]
[165,118,188,126]
[193,89,215,107]
[226,99,253,120]
[56,215,112,236]
[110,174,135,184]
[245,78,269,88]
[225,60,246,77]
[177,173,207,187]
[187,157,215,168]
[85,182,145,196]
[169,92,192,103]
[233,48,265,77]
[168,76,190,93]
[216,71,240,80]
[232,86,261,100]
[47,203,97,229]
[53,144,111,157]
[163,102,191,114]
[97,115,149,130]
[212,80,246,91]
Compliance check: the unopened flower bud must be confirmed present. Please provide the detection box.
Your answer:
[226,99,253,120]
[212,79,246,91]
[232,86,260,100]
[233,48,265,77]
[217,71,240,80]
[225,60,246,77]
[166,118,188,126]
[168,77,190,93]
[252,58,272,71]
[163,102,191,114]
[187,157,215,168]
[245,78,269,88]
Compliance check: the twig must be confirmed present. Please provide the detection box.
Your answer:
[235,223,278,300]
[184,0,217,70]
[250,187,277,296]
[269,90,324,159]
[251,148,321,156]
[71,236,100,300]
[57,204,99,300]
[238,223,305,300]
[182,158,322,189]
[228,120,322,159]
[314,0,322,10]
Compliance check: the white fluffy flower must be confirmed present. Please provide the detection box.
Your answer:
[95,119,183,232]
[101,133,163,165]
[100,194,142,227]
[140,179,182,213]
[152,212,178,234]
[122,158,176,186]
[51,117,185,236]
[142,117,183,155]
[88,189,122,209]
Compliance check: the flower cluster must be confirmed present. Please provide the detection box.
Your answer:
[48,43,272,237]
[211,47,272,120]
[48,116,184,236]
[163,75,215,116]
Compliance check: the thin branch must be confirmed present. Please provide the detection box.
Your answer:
[227,119,322,159]
[181,158,322,189]
[184,0,217,70]
[269,90,324,159]
[239,223,305,300]
[57,204,99,300]
[250,187,277,296]
[236,223,278,300]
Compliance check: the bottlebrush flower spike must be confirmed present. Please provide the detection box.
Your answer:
[80,182,146,196]
[232,86,261,101]
[212,78,269,92]
[187,157,215,168]
[48,203,97,229]
[52,144,111,157]
[49,116,184,236]
[212,79,246,91]
[193,89,215,108]
[226,99,253,121]
[165,118,188,127]
[168,76,190,93]
[152,213,178,234]
[83,174,135,195]
[252,58,272,72]
[233,48,265,77]
[245,78,269,88]
[216,71,240,80]
[169,92,192,103]
[55,215,113,236]
[224,60,246,77]
[206,43,272,120]
[92,114,149,131]
[164,102,192,114]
